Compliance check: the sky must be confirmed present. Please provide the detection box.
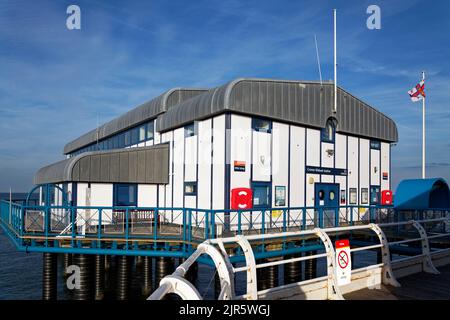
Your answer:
[0,0,449,192]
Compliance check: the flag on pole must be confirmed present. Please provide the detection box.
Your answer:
[408,79,426,102]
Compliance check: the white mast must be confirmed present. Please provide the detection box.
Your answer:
[422,71,426,179]
[333,9,337,113]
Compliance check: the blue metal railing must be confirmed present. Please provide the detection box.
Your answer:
[1,199,448,256]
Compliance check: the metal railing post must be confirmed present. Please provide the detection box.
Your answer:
[125,208,130,249]
[302,208,306,230]
[410,220,440,274]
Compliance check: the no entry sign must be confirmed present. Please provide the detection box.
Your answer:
[335,239,352,286]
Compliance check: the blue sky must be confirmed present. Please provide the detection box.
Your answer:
[0,0,449,192]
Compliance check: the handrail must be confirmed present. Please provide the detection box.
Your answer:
[148,217,450,300]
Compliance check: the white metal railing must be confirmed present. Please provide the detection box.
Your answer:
[148,217,450,300]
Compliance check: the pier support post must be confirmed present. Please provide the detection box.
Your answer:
[63,253,72,276]
[94,254,105,300]
[266,261,279,289]
[257,264,268,291]
[155,256,174,287]
[72,254,94,300]
[116,255,131,300]
[42,252,57,300]
[142,256,153,296]
[305,250,317,280]
[104,255,111,272]
[284,254,302,285]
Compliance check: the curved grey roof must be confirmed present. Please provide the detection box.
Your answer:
[63,88,208,154]
[35,144,169,185]
[156,78,398,142]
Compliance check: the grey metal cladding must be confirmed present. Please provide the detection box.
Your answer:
[156,78,398,142]
[34,143,170,185]
[63,88,208,154]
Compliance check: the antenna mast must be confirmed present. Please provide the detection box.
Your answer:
[314,34,323,85]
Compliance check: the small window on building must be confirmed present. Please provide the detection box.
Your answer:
[321,118,337,143]
[275,186,286,207]
[370,140,381,150]
[361,188,369,204]
[370,186,380,205]
[117,132,125,148]
[124,131,131,146]
[113,184,137,207]
[252,183,271,208]
[252,118,272,133]
[184,182,197,196]
[349,188,357,205]
[184,123,197,137]
[130,127,139,145]
[139,124,147,142]
[146,121,154,140]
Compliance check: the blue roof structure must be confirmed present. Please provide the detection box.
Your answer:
[394,178,450,210]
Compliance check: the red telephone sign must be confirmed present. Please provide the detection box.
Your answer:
[381,190,393,205]
[231,188,253,210]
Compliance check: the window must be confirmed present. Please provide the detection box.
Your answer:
[252,118,272,133]
[130,127,139,145]
[184,182,197,196]
[349,188,357,205]
[361,188,369,204]
[275,186,286,206]
[113,184,137,207]
[146,121,154,140]
[108,137,114,150]
[124,131,131,146]
[370,186,380,205]
[184,123,196,137]
[370,140,381,150]
[113,135,119,149]
[252,183,271,208]
[117,132,125,148]
[139,124,147,142]
[321,118,337,143]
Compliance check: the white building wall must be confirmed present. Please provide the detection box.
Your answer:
[272,122,289,207]
[306,129,320,167]
[359,139,370,206]
[138,184,157,207]
[380,142,390,191]
[184,135,197,182]
[230,115,252,189]
[370,149,381,186]
[289,126,305,207]
[198,119,212,210]
[212,115,226,210]
[252,130,271,182]
[172,128,184,208]
[321,142,334,168]
[90,183,113,224]
[306,129,320,210]
[347,137,359,205]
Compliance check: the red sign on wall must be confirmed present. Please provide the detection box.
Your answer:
[231,188,253,210]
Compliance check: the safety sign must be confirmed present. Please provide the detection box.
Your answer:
[335,239,352,286]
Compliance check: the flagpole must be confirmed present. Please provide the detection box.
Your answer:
[333,9,337,113]
[422,71,426,179]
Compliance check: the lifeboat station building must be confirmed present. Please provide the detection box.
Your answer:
[34,78,398,230]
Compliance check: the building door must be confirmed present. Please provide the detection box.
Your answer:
[314,183,339,227]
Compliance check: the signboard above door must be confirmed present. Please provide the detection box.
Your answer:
[306,166,347,176]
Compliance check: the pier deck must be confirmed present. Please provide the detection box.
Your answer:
[345,264,450,300]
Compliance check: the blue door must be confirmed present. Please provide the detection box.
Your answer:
[314,183,339,227]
